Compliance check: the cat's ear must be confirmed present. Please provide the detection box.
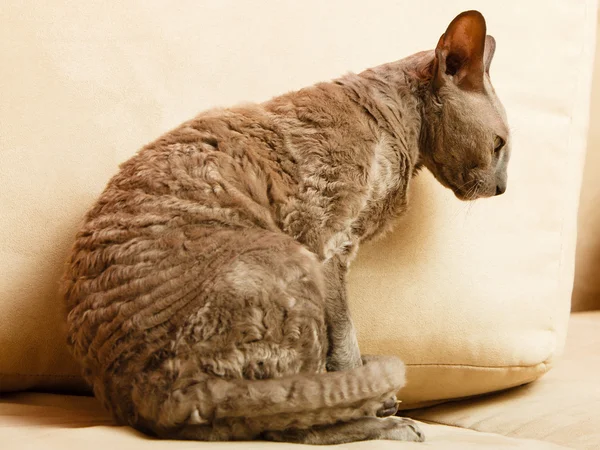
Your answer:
[434,10,487,90]
[483,35,496,74]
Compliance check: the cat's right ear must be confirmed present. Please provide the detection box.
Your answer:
[433,10,487,91]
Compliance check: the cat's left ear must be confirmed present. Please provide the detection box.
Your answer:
[483,35,496,74]
[434,10,487,91]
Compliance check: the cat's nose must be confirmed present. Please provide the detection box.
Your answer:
[495,184,506,196]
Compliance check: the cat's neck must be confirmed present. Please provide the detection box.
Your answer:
[366,50,436,89]
[338,51,436,170]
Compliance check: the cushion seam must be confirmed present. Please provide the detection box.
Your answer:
[405,361,550,369]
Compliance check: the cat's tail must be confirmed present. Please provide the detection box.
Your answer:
[132,354,406,438]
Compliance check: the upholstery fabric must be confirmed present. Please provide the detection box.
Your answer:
[0,393,569,450]
[406,312,600,450]
[0,0,597,409]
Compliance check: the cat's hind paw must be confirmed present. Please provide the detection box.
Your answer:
[376,396,399,418]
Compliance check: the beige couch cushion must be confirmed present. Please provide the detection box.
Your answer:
[406,312,600,450]
[0,393,570,450]
[0,0,596,410]
[573,8,600,312]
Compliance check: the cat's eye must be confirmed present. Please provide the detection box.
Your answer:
[494,136,505,153]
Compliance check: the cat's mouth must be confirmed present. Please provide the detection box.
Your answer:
[429,165,485,201]
[449,179,488,201]
[453,189,475,201]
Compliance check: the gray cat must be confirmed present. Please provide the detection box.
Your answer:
[62,10,509,445]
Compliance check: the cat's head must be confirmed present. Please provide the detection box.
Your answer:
[422,10,510,200]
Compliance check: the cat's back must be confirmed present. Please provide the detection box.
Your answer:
[62,79,400,313]
[73,81,381,261]
[91,105,299,223]
[96,80,368,215]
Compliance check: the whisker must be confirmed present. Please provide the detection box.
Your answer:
[449,180,478,222]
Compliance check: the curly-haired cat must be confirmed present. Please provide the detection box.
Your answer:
[62,10,509,444]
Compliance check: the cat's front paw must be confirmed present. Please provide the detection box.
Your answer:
[381,417,426,442]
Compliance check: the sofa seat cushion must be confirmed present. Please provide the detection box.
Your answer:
[406,312,600,450]
[0,392,569,450]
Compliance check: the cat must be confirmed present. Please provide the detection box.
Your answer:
[61,10,509,445]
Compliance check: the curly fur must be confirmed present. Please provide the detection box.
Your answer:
[61,10,509,445]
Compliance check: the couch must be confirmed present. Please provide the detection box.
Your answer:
[2,1,600,449]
